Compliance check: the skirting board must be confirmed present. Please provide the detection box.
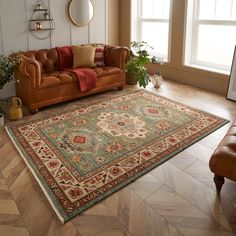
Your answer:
[147,64,229,95]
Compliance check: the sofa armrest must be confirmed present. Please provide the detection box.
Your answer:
[16,56,41,89]
[104,45,130,70]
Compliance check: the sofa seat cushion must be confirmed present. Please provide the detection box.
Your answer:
[94,66,121,78]
[40,71,76,89]
[58,71,76,84]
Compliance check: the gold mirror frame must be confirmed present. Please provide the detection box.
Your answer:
[68,0,94,27]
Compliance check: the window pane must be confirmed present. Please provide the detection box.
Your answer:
[199,0,235,20]
[141,22,169,58]
[142,0,153,18]
[215,0,232,20]
[197,25,236,68]
[153,0,170,19]
[199,0,216,19]
[232,0,236,20]
[142,0,170,19]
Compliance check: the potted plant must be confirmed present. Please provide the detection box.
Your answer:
[126,41,164,88]
[0,54,21,126]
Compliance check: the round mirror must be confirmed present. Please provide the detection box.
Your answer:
[68,0,94,27]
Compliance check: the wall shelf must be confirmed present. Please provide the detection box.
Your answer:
[29,19,54,22]
[28,0,54,39]
[33,8,48,12]
[29,28,55,32]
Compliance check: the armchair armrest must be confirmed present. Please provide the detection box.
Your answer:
[104,45,130,70]
[16,55,41,89]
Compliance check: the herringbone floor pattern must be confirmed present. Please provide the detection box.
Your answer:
[1,79,236,236]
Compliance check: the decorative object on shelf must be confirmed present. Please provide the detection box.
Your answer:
[68,0,94,27]
[9,97,23,121]
[227,45,236,101]
[126,41,165,88]
[43,10,49,20]
[150,72,163,88]
[35,22,43,30]
[28,0,55,40]
[35,2,42,10]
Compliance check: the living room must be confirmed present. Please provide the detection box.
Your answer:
[0,0,236,235]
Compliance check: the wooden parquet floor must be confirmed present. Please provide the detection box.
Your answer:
[1,79,236,236]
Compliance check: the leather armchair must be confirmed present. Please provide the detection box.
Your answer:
[209,122,236,194]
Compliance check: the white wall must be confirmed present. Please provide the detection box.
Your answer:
[0,0,107,98]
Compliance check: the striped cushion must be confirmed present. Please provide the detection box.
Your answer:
[94,46,105,66]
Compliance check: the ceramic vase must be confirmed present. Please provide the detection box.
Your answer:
[9,97,23,121]
[151,73,163,88]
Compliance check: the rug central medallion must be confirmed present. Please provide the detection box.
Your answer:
[6,90,229,223]
[97,112,147,138]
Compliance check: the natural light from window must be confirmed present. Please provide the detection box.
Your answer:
[185,0,236,73]
[131,0,171,60]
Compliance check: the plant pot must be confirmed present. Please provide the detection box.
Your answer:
[126,73,138,85]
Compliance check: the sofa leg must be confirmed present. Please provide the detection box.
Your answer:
[30,108,38,114]
[214,175,225,194]
[118,85,124,90]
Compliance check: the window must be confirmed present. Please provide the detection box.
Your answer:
[185,0,236,72]
[131,0,171,60]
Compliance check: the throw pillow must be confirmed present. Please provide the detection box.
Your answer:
[56,46,73,69]
[94,46,105,66]
[72,46,96,68]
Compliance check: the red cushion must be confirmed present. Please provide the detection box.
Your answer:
[94,46,105,66]
[56,46,73,69]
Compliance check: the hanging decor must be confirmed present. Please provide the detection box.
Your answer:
[28,0,55,40]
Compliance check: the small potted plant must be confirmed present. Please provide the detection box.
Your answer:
[0,54,21,126]
[126,41,164,88]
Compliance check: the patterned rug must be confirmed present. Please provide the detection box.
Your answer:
[6,91,228,223]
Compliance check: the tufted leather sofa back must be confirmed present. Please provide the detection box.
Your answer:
[104,45,129,70]
[22,48,59,73]
[20,45,129,73]
[104,45,116,66]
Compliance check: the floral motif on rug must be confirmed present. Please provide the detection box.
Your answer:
[6,91,229,223]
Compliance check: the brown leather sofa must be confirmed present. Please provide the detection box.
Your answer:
[209,122,236,194]
[14,45,129,113]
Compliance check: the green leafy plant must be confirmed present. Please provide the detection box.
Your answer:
[0,54,21,114]
[126,41,165,88]
[0,54,21,90]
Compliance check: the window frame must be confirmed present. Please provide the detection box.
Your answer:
[133,0,172,61]
[186,0,236,72]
